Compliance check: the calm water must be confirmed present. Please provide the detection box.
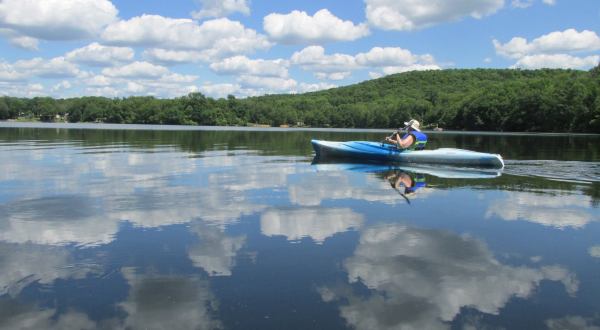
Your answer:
[0,123,599,330]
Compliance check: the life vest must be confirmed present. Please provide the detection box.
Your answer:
[402,131,427,150]
[405,174,426,194]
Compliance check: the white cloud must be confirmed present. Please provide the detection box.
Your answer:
[9,35,39,50]
[381,64,441,74]
[0,0,117,40]
[102,15,271,59]
[0,62,27,81]
[314,72,351,80]
[260,208,364,243]
[291,45,357,79]
[50,80,72,93]
[143,49,208,65]
[87,73,200,98]
[263,9,369,44]
[191,0,250,19]
[0,28,39,50]
[494,29,600,59]
[199,83,241,98]
[291,45,440,80]
[210,56,289,78]
[298,82,338,93]
[542,0,556,5]
[238,75,297,92]
[65,42,134,67]
[512,54,600,69]
[321,224,578,329]
[102,61,170,78]
[13,57,84,78]
[365,0,504,31]
[83,75,112,87]
[0,82,46,97]
[511,0,534,8]
[356,46,438,67]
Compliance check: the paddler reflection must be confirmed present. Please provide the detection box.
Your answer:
[383,170,426,203]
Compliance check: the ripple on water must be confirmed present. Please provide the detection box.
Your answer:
[504,160,600,184]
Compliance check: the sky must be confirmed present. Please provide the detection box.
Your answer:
[0,0,598,99]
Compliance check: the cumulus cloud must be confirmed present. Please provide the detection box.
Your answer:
[511,0,534,8]
[0,28,39,50]
[292,46,357,72]
[191,0,250,19]
[264,9,369,44]
[13,57,85,78]
[291,45,440,81]
[260,208,364,243]
[65,42,134,67]
[321,224,578,329]
[210,56,289,78]
[0,62,28,82]
[512,54,600,69]
[50,80,72,93]
[143,49,208,65]
[365,0,504,31]
[494,29,600,70]
[102,15,271,59]
[0,0,117,40]
[291,45,357,80]
[494,29,600,59]
[0,82,45,97]
[356,47,441,75]
[102,61,170,78]
[198,83,241,98]
[486,191,599,228]
[238,75,297,92]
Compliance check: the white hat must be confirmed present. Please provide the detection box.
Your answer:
[404,119,421,131]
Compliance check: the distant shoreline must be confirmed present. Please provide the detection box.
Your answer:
[2,120,598,137]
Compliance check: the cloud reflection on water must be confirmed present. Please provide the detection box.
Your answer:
[260,207,364,243]
[320,223,578,329]
[486,191,599,228]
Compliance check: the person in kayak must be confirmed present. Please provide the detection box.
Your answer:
[385,119,427,150]
[386,170,426,195]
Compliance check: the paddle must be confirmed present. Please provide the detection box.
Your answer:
[382,127,406,147]
[392,186,411,205]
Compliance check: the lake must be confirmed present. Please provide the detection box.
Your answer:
[0,122,599,329]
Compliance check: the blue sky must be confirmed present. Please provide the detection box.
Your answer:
[0,0,598,99]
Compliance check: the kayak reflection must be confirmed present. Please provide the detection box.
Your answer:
[311,158,502,202]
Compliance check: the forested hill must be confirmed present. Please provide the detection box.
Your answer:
[1,67,599,133]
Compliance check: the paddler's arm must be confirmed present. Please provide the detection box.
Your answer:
[397,134,415,149]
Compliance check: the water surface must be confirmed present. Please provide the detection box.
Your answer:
[0,123,599,329]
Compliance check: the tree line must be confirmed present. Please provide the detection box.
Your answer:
[1,67,599,133]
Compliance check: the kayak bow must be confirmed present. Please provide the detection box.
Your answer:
[311,139,504,168]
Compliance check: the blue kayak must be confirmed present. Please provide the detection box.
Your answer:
[311,139,504,168]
